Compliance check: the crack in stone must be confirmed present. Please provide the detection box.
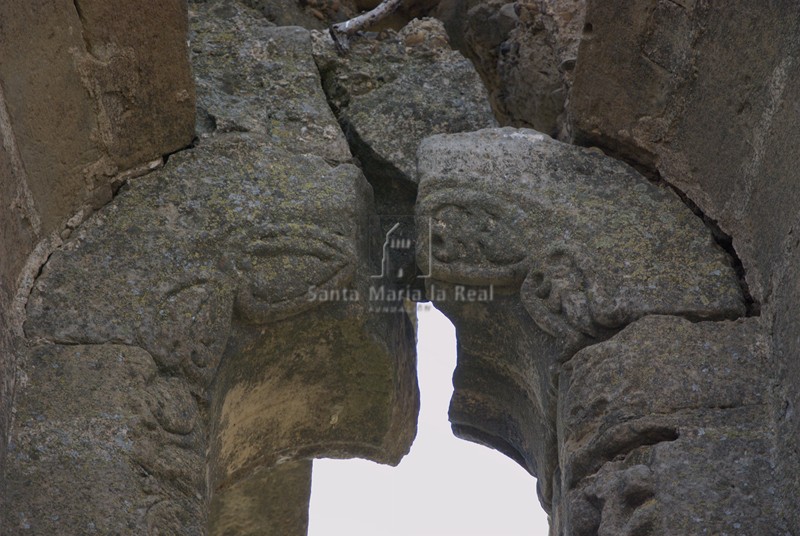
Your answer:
[571,141,760,318]
[71,0,95,58]
[311,42,418,217]
[567,424,679,488]
[15,156,171,344]
[661,0,689,10]
[661,178,760,316]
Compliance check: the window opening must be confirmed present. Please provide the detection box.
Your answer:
[308,304,549,536]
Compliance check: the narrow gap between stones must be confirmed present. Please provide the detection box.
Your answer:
[313,53,418,216]
[162,136,200,167]
[571,136,760,317]
[311,39,424,292]
[308,30,550,536]
[662,181,760,317]
[19,136,197,334]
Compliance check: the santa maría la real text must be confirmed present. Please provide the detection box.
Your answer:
[307,283,494,304]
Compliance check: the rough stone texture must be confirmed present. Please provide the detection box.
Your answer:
[239,0,340,29]
[438,290,563,509]
[6,3,419,534]
[0,0,194,225]
[771,240,800,533]
[418,128,744,346]
[567,0,800,530]
[0,101,36,473]
[6,344,206,534]
[419,0,800,530]
[557,316,786,535]
[190,2,351,163]
[416,127,746,514]
[0,103,38,293]
[537,0,585,64]
[491,2,564,135]
[0,0,195,493]
[0,302,16,475]
[431,0,484,53]
[4,0,800,533]
[439,0,585,136]
[207,297,418,500]
[24,136,367,387]
[209,460,312,536]
[190,0,441,38]
[15,129,419,532]
[570,0,800,306]
[313,18,496,213]
[195,0,434,31]
[61,0,195,169]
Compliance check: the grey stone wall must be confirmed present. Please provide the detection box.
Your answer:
[0,0,194,502]
[2,0,799,533]
[568,1,800,528]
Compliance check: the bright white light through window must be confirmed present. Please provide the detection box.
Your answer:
[308,304,550,536]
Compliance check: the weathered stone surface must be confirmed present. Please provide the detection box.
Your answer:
[770,239,800,533]
[208,298,418,491]
[440,290,562,509]
[557,316,786,535]
[8,4,419,533]
[5,344,206,534]
[16,137,417,531]
[570,0,800,305]
[415,127,746,514]
[0,101,37,469]
[418,128,744,350]
[492,2,564,134]
[0,103,38,292]
[210,0,440,33]
[0,318,13,464]
[313,16,496,294]
[5,0,797,532]
[537,0,585,65]
[209,460,312,536]
[63,0,196,169]
[0,0,194,227]
[355,0,441,26]
[439,0,584,135]
[313,18,496,191]
[0,0,195,500]
[432,0,484,53]
[1,1,103,227]
[190,1,351,163]
[240,0,335,29]
[463,1,556,132]
[25,135,367,386]
[419,0,800,530]
[567,1,800,529]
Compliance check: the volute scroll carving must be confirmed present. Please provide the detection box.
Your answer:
[415,127,749,520]
[8,5,420,534]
